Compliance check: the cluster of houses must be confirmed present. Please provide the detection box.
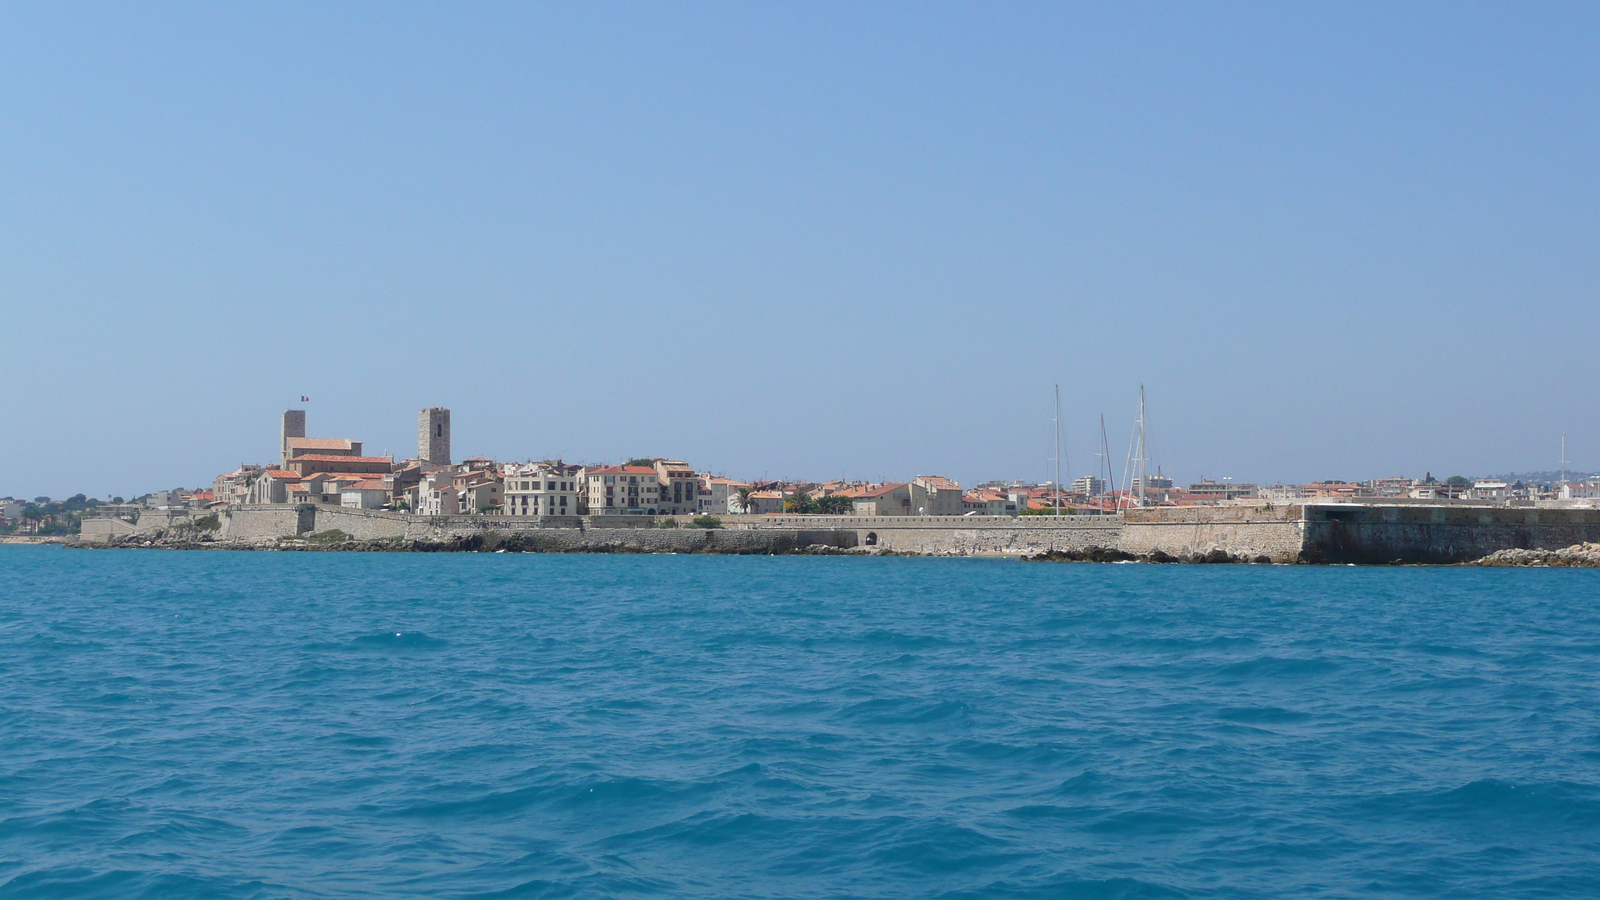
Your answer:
[57,408,1597,523]
[189,408,1040,519]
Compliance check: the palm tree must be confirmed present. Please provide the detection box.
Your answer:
[735,486,756,514]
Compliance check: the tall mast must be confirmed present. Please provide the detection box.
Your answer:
[1099,413,1114,514]
[1136,385,1148,508]
[1561,433,1568,498]
[1054,384,1062,517]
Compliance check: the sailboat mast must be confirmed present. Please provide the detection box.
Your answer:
[1054,385,1062,518]
[1136,385,1147,508]
[1099,413,1113,514]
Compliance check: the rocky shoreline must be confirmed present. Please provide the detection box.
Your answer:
[1021,547,1278,564]
[60,530,1600,566]
[68,531,907,556]
[1466,542,1600,567]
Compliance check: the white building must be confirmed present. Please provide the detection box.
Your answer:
[1469,481,1510,501]
[416,473,461,516]
[504,462,582,517]
[1561,480,1600,500]
[703,477,751,514]
[340,479,390,509]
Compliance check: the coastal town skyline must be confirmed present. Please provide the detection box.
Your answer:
[5,402,1594,519]
[5,5,1596,500]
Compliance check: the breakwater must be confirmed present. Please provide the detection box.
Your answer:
[76,502,1600,563]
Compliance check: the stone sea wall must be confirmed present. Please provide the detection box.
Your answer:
[101,502,1600,563]
[1119,505,1305,563]
[1299,505,1600,564]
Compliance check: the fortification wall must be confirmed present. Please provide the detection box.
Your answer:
[857,518,1121,555]
[77,518,137,543]
[306,506,409,540]
[1301,505,1600,563]
[1120,505,1305,562]
[220,506,305,542]
[156,503,1600,563]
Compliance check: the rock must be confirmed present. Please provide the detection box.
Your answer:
[1469,542,1600,567]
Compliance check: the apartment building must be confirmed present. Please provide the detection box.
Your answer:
[653,460,702,516]
[583,465,662,513]
[962,488,1019,516]
[415,472,461,516]
[504,462,582,517]
[912,475,964,516]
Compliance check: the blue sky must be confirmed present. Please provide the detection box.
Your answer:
[3,2,1596,498]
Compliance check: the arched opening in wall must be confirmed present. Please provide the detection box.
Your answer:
[865,532,878,546]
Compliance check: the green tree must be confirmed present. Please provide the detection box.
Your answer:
[1446,475,1471,485]
[783,492,818,514]
[625,458,657,468]
[19,504,45,521]
[814,495,854,515]
[735,486,756,513]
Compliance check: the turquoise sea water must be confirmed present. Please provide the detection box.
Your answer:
[3,546,1599,898]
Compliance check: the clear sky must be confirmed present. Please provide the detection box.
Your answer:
[3,2,1596,498]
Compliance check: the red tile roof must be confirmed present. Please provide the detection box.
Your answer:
[587,466,658,475]
[292,455,394,464]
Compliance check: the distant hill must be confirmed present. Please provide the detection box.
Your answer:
[1477,470,1598,486]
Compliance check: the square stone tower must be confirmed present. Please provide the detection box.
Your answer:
[419,407,451,466]
[281,410,306,466]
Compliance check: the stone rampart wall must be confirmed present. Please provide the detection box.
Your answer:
[1300,504,1600,563]
[861,522,1121,555]
[220,506,304,542]
[1120,505,1305,562]
[310,506,410,541]
[166,502,1600,562]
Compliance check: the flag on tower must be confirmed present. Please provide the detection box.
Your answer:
[300,396,310,402]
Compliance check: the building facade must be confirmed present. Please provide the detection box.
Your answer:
[504,462,582,516]
[583,466,662,514]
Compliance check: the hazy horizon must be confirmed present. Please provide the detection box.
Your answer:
[4,3,1596,498]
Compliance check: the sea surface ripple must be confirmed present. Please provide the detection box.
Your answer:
[3,546,1599,898]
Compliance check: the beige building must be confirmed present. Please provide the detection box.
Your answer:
[583,465,662,514]
[653,460,702,516]
[741,490,787,514]
[415,473,461,516]
[287,454,394,477]
[504,462,582,517]
[214,465,265,506]
[283,437,364,467]
[847,483,913,516]
[912,475,963,516]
